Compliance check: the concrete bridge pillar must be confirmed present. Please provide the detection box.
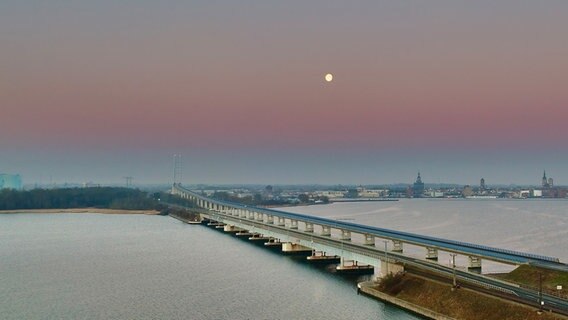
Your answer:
[281,242,312,255]
[305,222,314,233]
[426,247,438,260]
[266,215,274,224]
[247,211,255,220]
[392,240,403,253]
[364,234,375,246]
[321,226,331,236]
[340,229,351,240]
[468,256,482,272]
[239,209,246,218]
[380,260,404,277]
[277,217,286,226]
[256,212,264,222]
[290,219,298,229]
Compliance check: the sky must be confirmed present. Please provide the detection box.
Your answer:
[2,1,568,186]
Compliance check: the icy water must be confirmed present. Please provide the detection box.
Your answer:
[0,213,419,320]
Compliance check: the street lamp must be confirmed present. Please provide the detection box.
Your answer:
[449,253,457,289]
[383,240,389,276]
[539,272,544,312]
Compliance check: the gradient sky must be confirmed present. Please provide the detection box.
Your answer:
[2,1,568,185]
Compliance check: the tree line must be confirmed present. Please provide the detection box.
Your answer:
[0,187,159,211]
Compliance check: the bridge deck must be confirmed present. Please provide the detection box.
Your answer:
[174,185,566,270]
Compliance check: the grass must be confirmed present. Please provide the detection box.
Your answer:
[493,265,568,297]
[374,273,566,320]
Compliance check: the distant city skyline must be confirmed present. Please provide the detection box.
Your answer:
[2,1,568,186]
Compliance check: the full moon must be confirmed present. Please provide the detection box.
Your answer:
[325,73,333,82]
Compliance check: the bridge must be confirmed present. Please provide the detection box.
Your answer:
[171,183,568,313]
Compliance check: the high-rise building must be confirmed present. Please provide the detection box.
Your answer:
[0,174,22,190]
[413,172,425,198]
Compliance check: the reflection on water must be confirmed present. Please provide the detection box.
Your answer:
[0,213,419,320]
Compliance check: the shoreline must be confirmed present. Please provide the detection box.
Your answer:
[0,208,160,215]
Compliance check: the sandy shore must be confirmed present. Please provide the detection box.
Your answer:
[0,208,160,215]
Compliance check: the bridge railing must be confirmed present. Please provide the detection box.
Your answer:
[172,184,564,266]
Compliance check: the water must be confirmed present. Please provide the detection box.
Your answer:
[2,199,566,319]
[279,199,568,272]
[0,213,418,320]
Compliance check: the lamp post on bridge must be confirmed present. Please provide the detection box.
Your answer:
[450,253,457,290]
[383,240,389,276]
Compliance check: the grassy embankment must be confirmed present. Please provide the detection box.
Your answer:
[491,265,567,298]
[374,272,566,320]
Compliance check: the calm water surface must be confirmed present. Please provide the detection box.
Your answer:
[0,213,419,320]
[2,199,566,319]
[280,199,568,272]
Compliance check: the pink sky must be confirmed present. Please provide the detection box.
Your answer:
[2,1,568,184]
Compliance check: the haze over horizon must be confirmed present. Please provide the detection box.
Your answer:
[2,1,568,186]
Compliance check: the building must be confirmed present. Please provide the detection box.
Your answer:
[542,171,551,188]
[0,173,22,190]
[462,185,474,197]
[480,178,486,191]
[413,172,425,198]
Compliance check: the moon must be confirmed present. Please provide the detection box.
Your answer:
[325,73,333,82]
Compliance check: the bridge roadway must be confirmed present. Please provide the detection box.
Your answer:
[173,184,568,271]
[199,209,568,314]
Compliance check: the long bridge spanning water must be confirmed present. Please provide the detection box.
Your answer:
[171,184,568,313]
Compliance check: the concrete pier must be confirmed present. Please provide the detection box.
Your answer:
[307,251,340,264]
[290,219,298,229]
[468,256,482,272]
[364,234,375,246]
[281,242,313,255]
[340,230,351,241]
[426,247,438,260]
[264,239,282,249]
[321,226,331,237]
[380,260,404,276]
[336,260,374,275]
[305,222,314,233]
[392,240,403,253]
[235,231,253,238]
[248,234,270,243]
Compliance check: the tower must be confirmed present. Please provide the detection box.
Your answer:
[413,172,425,198]
[173,154,183,185]
[480,178,486,191]
[542,171,550,188]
